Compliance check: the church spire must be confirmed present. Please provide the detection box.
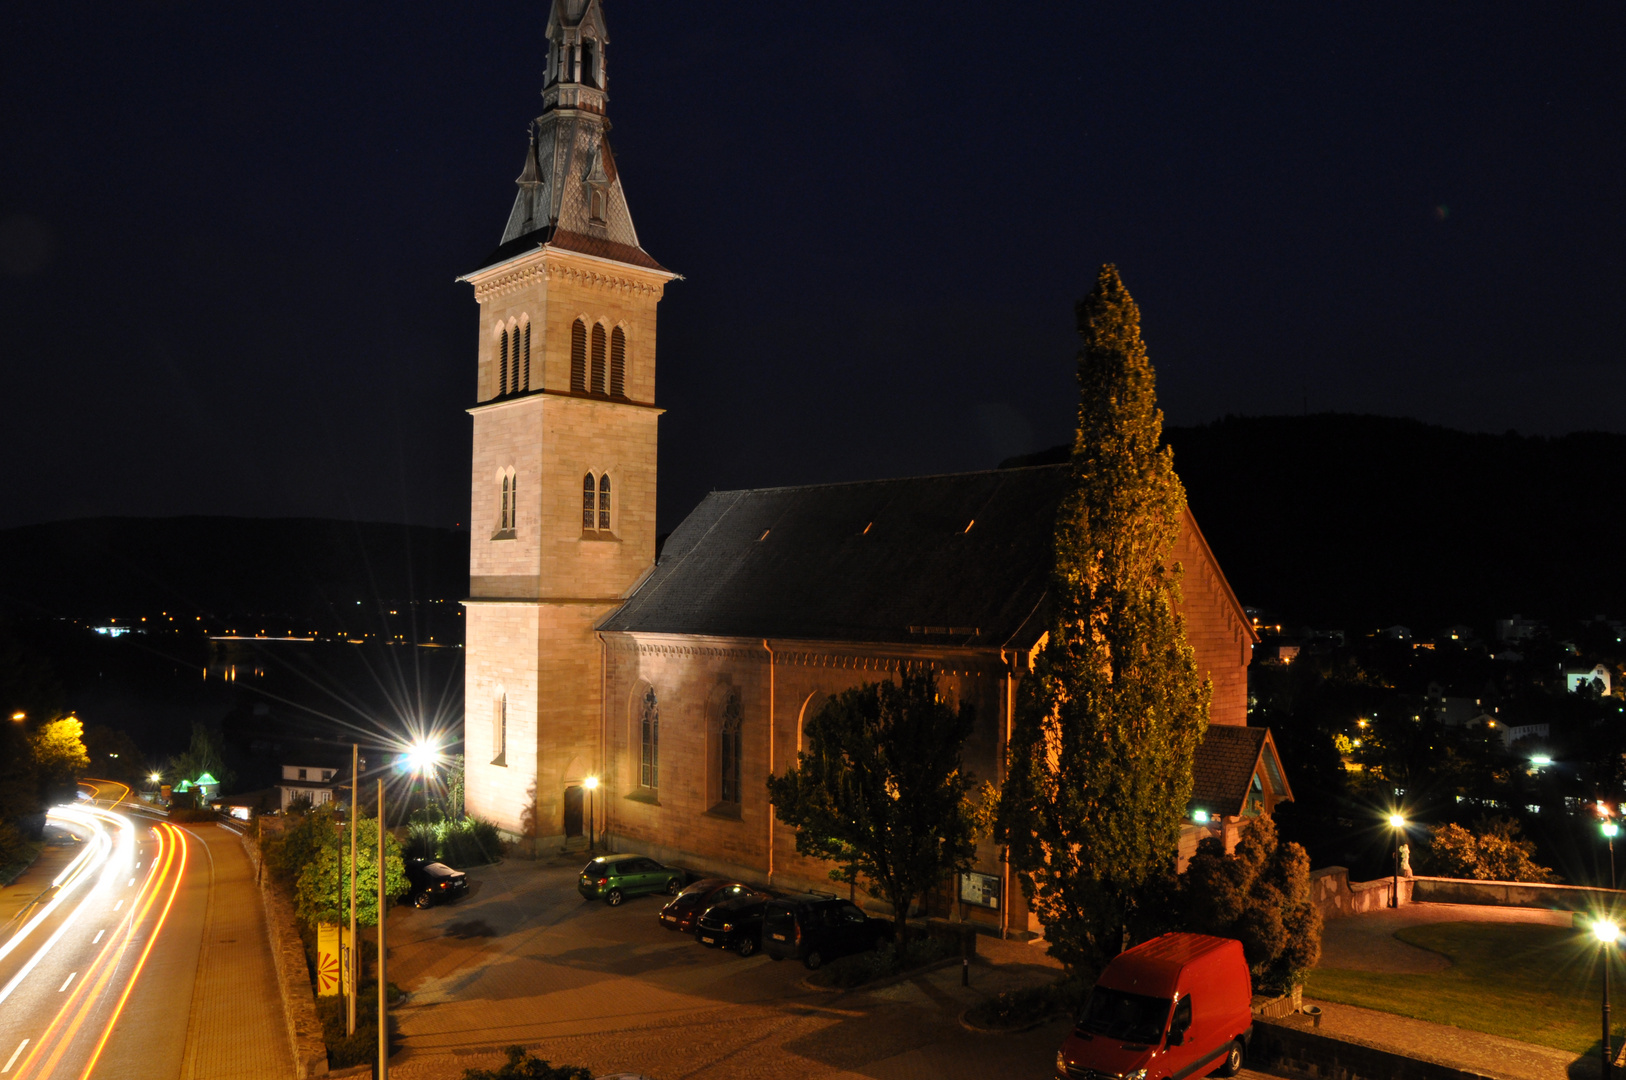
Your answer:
[492,0,660,271]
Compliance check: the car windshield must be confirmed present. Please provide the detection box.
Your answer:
[1078,987,1170,1044]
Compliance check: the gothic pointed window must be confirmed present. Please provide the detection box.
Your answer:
[499,328,509,395]
[522,321,532,391]
[598,474,611,531]
[610,327,626,396]
[590,323,607,394]
[582,472,596,531]
[571,319,588,392]
[640,686,659,791]
[497,470,516,535]
[719,692,742,806]
[589,188,606,224]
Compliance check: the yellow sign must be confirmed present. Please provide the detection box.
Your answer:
[316,923,353,997]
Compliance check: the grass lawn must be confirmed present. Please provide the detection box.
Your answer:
[1309,921,1623,1056]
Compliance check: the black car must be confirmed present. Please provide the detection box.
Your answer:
[694,894,772,957]
[659,879,759,933]
[762,894,889,968]
[405,859,469,908]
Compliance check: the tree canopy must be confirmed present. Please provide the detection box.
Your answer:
[767,668,985,950]
[267,805,409,927]
[998,265,1210,972]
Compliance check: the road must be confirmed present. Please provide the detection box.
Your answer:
[0,781,226,1080]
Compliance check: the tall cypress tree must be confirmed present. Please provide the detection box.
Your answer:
[998,265,1210,973]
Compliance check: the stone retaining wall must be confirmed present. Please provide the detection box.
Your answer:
[1411,875,1624,912]
[1308,866,1412,919]
[1252,1018,1498,1080]
[243,831,329,1077]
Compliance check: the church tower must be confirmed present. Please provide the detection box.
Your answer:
[460,0,676,846]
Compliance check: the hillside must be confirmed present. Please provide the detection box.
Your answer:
[1009,414,1626,631]
[0,516,466,622]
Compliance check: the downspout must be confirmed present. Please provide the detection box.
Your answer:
[763,638,775,887]
[598,631,610,850]
[1000,649,1015,941]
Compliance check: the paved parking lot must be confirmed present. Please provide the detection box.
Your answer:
[385,855,1283,1080]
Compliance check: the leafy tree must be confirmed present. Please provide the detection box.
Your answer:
[170,721,236,792]
[81,726,145,785]
[31,716,90,789]
[1425,818,1558,883]
[767,668,980,953]
[998,265,1210,972]
[462,1047,590,1080]
[293,811,409,927]
[1179,817,1321,994]
[0,719,44,837]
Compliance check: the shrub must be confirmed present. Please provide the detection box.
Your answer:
[1179,816,1322,994]
[813,933,959,989]
[462,1046,591,1080]
[1425,818,1559,883]
[314,980,401,1068]
[404,814,505,867]
[964,976,1091,1029]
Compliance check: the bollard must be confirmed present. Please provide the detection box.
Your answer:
[961,932,970,987]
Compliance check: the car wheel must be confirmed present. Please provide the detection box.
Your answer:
[736,936,758,958]
[1216,1039,1244,1077]
[413,893,431,909]
[665,876,682,895]
[606,888,624,907]
[803,949,823,971]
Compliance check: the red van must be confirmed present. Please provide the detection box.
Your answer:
[1055,932,1253,1080]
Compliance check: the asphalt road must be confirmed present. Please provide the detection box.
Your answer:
[0,782,211,1080]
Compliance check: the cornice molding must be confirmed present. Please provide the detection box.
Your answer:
[602,632,996,679]
[470,249,673,304]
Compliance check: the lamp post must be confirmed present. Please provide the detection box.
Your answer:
[1388,814,1405,908]
[377,778,388,1080]
[347,743,358,1039]
[1604,821,1621,891]
[1595,919,1619,1079]
[584,776,598,852]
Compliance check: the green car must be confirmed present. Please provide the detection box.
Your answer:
[578,854,686,906]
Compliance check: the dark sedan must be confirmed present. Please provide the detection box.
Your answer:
[658,879,758,933]
[695,894,772,957]
[405,859,468,908]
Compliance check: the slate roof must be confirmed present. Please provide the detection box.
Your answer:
[470,224,668,277]
[600,465,1075,646]
[1190,725,1293,815]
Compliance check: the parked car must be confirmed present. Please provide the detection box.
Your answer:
[1054,932,1252,1080]
[761,894,890,969]
[694,894,774,956]
[659,879,760,933]
[577,853,686,906]
[404,859,469,908]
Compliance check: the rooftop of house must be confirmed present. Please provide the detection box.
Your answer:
[1190,725,1292,816]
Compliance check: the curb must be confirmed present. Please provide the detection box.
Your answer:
[798,954,966,995]
[956,1006,1058,1036]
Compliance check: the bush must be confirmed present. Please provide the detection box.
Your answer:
[1425,818,1559,883]
[462,1046,591,1080]
[314,980,402,1068]
[404,814,505,867]
[964,976,1091,1029]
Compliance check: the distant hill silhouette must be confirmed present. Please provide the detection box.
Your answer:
[1005,414,1626,631]
[0,516,466,621]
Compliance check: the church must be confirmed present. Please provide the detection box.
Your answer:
[460,0,1291,937]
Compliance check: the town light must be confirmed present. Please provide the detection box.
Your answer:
[1595,920,1620,945]
[1596,919,1621,1079]
[1530,755,1552,768]
[1192,809,1210,825]
[404,739,441,774]
[1388,814,1405,829]
[583,775,599,791]
[9,712,23,722]
[1606,823,1621,840]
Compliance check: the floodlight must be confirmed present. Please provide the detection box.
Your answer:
[584,776,599,791]
[1388,814,1405,829]
[1594,920,1620,945]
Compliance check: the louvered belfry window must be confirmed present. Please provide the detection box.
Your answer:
[570,319,588,391]
[582,473,596,530]
[609,327,626,396]
[598,474,611,531]
[521,322,531,391]
[499,329,509,395]
[590,323,607,394]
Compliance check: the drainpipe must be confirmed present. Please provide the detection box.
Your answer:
[763,638,775,887]
[1000,649,1015,941]
[597,631,610,850]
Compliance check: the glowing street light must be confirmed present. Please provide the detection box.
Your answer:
[404,739,442,818]
[1388,814,1406,908]
[1594,919,1620,1080]
[9,712,24,723]
[584,775,599,853]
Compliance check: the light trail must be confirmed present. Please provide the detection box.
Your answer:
[9,823,176,1080]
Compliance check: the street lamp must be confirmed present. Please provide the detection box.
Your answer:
[584,776,599,853]
[1595,919,1619,1079]
[1388,814,1406,908]
[404,739,442,818]
[1605,822,1620,891]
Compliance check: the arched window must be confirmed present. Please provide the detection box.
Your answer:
[590,323,607,394]
[582,473,596,531]
[610,326,626,397]
[499,472,513,532]
[499,328,509,395]
[570,319,588,391]
[493,692,507,766]
[522,321,532,391]
[719,692,742,805]
[639,685,659,791]
[598,474,611,531]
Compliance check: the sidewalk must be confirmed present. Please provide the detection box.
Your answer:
[0,822,82,942]
[176,822,296,1080]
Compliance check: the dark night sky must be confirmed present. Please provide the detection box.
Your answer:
[2,2,1622,534]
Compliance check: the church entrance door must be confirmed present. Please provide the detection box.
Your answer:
[563,785,584,838]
